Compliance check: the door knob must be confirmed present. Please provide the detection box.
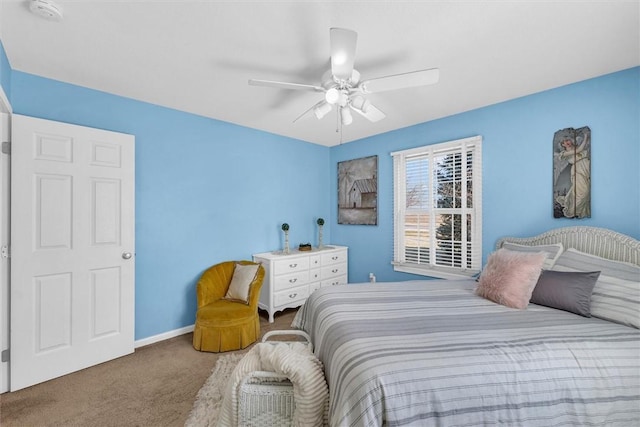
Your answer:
[122,252,133,260]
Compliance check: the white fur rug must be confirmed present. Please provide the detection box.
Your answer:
[185,353,245,427]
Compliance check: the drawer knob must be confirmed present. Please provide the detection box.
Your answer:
[289,263,298,268]
[332,268,338,273]
[331,256,338,260]
[289,278,297,283]
[289,293,297,299]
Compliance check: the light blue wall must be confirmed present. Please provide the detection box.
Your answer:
[10,71,331,340]
[331,67,640,284]
[6,55,639,338]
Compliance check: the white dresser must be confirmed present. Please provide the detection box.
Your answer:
[253,245,348,323]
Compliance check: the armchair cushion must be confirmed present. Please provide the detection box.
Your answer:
[196,299,256,322]
[224,262,260,304]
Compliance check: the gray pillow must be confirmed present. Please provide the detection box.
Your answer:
[531,270,600,317]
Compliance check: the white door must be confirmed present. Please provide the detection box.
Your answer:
[10,114,135,391]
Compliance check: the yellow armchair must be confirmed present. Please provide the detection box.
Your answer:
[192,260,265,352]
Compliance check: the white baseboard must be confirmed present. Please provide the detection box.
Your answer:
[134,324,194,348]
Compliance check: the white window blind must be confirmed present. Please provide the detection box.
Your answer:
[392,136,482,279]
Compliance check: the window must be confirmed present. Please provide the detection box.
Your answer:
[392,136,482,279]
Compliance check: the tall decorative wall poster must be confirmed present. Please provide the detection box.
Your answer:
[553,126,591,219]
[338,155,378,225]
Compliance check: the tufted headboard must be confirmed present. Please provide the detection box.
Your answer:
[496,226,640,267]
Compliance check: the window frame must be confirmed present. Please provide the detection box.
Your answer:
[391,135,482,279]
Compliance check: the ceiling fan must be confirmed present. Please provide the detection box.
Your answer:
[248,27,439,127]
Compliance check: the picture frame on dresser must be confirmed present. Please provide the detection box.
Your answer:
[253,245,348,322]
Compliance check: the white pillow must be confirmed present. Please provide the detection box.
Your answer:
[501,242,564,270]
[224,263,260,304]
[551,248,640,329]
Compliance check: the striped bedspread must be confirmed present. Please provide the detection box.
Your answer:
[291,280,640,427]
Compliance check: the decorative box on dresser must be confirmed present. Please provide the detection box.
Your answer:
[253,245,348,323]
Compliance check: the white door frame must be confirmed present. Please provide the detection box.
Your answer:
[0,84,12,393]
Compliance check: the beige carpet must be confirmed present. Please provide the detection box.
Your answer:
[0,308,298,427]
[184,353,244,427]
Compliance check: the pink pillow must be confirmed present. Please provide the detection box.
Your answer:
[476,248,546,309]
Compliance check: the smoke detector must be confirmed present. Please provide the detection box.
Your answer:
[29,0,63,21]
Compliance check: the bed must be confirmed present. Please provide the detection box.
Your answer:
[291,226,640,426]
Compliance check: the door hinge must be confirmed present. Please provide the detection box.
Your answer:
[1,245,9,259]
[1,141,9,155]
[1,349,8,363]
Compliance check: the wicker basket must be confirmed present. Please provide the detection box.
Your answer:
[237,330,312,426]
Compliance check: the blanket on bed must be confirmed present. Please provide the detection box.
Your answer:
[217,341,328,426]
[292,280,640,427]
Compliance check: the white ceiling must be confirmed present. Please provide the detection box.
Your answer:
[0,1,638,147]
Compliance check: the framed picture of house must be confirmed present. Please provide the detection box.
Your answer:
[338,155,378,225]
[553,126,591,219]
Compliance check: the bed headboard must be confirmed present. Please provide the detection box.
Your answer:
[496,226,640,267]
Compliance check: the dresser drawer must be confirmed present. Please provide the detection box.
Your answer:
[309,254,321,269]
[274,285,309,307]
[273,271,309,291]
[321,275,347,287]
[321,250,347,266]
[309,268,321,282]
[309,281,322,293]
[273,257,309,275]
[321,262,347,279]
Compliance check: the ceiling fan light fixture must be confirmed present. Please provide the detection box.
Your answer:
[349,69,361,85]
[341,107,353,126]
[314,102,332,120]
[325,88,340,104]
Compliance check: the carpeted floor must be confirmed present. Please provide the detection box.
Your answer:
[184,352,244,427]
[0,308,298,427]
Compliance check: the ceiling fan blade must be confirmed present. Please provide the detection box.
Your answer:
[330,27,357,81]
[351,103,386,122]
[248,79,324,92]
[360,68,440,93]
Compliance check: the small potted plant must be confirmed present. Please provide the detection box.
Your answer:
[281,223,290,254]
[317,218,325,249]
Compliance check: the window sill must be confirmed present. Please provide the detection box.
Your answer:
[393,264,479,280]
